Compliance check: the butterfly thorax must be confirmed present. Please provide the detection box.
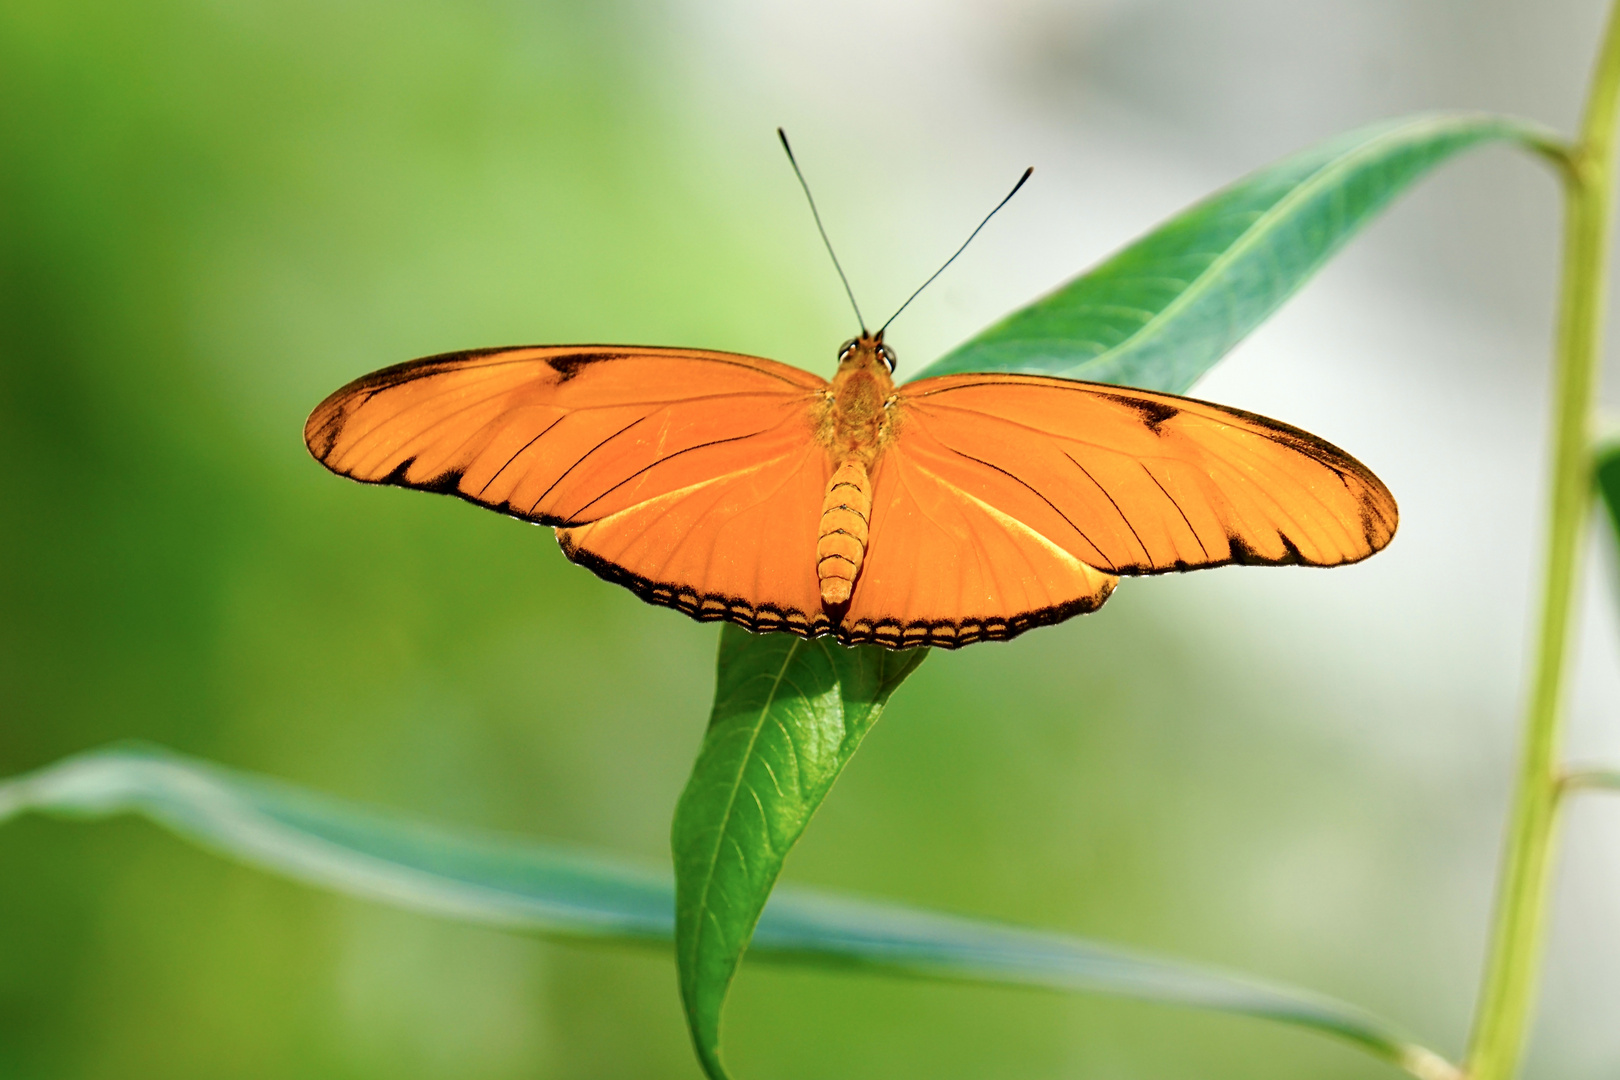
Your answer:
[815,335,898,610]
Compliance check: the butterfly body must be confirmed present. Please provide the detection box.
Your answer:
[306,337,1396,649]
[815,334,899,606]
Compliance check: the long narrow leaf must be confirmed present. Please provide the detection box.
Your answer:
[1562,768,1620,794]
[671,628,927,1079]
[0,743,1455,1080]
[913,112,1563,392]
[1597,441,1620,649]
[1596,440,1620,551]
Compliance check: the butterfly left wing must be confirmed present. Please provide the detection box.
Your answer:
[838,372,1396,648]
[306,344,835,634]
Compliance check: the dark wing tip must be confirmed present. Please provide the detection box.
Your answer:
[1172,397,1401,567]
[303,345,535,470]
[302,393,352,466]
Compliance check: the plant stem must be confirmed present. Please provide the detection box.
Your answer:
[1462,7,1620,1079]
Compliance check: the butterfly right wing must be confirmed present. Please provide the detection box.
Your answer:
[306,345,834,633]
[838,371,1394,648]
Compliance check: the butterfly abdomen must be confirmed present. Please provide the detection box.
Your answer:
[817,459,872,606]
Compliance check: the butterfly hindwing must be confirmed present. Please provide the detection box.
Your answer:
[556,433,833,637]
[839,443,1118,648]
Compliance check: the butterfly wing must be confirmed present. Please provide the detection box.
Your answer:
[839,373,1396,648]
[306,345,834,634]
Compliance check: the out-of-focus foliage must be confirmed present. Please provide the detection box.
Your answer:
[0,2,1586,1079]
[1597,442,1620,553]
[0,742,1432,1070]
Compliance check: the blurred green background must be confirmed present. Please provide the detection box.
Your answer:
[3,0,1619,1077]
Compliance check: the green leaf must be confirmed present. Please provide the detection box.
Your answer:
[0,743,1455,1080]
[1596,441,1620,656]
[913,112,1564,392]
[1561,768,1620,795]
[671,627,927,1079]
[1597,440,1620,553]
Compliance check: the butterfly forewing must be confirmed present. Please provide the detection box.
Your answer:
[306,346,826,521]
[893,374,1396,574]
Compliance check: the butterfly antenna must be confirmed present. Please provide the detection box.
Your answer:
[778,128,867,334]
[877,166,1033,339]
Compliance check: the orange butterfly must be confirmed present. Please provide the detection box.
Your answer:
[305,136,1396,649]
[304,332,1396,649]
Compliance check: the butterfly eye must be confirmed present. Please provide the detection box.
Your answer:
[838,339,858,362]
[879,346,896,372]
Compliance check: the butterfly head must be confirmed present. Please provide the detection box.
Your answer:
[837,332,896,375]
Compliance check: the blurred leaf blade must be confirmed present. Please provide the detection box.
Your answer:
[0,741,680,940]
[914,112,1563,392]
[1562,768,1620,794]
[0,742,1450,1077]
[671,628,928,1079]
[1596,440,1620,555]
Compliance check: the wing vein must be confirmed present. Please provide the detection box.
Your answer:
[1064,453,1152,564]
[566,422,787,520]
[939,447,1118,571]
[1138,462,1210,562]
[476,414,569,497]
[527,414,651,517]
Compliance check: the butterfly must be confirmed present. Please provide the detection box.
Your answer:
[304,134,1396,650]
[304,330,1396,649]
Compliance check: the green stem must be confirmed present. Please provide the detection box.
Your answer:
[1462,7,1620,1079]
